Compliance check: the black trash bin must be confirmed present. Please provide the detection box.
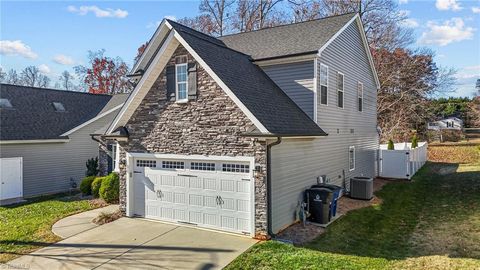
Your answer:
[311,184,342,217]
[305,188,333,224]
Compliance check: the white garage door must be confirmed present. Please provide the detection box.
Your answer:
[132,157,253,235]
[0,157,23,201]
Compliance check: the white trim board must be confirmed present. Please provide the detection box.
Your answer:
[0,139,70,145]
[317,14,380,89]
[61,104,124,136]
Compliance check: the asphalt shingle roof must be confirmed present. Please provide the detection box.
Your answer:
[167,20,327,136]
[0,84,120,140]
[219,13,355,60]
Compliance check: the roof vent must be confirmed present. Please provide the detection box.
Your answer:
[0,98,13,108]
[52,102,66,112]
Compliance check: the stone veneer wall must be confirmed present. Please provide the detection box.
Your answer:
[115,45,268,237]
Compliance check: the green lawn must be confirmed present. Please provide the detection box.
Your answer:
[0,194,97,263]
[227,161,480,270]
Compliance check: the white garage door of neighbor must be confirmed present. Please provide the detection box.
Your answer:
[133,157,253,235]
[0,157,23,200]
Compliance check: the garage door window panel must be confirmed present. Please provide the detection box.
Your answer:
[162,161,185,169]
[136,160,157,168]
[222,163,250,173]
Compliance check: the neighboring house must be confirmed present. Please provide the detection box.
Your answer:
[97,13,379,238]
[427,117,463,130]
[0,84,127,204]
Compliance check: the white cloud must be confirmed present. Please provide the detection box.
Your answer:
[472,7,480,13]
[399,0,409,4]
[0,40,38,59]
[53,54,74,65]
[418,18,474,46]
[401,18,419,28]
[435,0,462,11]
[38,64,51,74]
[67,5,128,18]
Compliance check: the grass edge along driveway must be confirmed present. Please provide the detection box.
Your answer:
[226,161,480,270]
[0,194,97,263]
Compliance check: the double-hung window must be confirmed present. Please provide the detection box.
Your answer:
[175,55,188,102]
[337,72,344,108]
[320,64,328,105]
[349,146,355,171]
[357,82,363,112]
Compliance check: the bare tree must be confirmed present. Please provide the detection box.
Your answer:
[59,70,74,90]
[5,69,21,85]
[317,0,413,49]
[200,0,235,36]
[232,0,286,32]
[0,67,6,83]
[20,66,51,88]
[288,0,321,22]
[178,15,217,35]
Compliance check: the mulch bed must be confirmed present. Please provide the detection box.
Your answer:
[275,178,394,246]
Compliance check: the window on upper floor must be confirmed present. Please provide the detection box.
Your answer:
[357,82,363,112]
[337,72,344,108]
[175,55,188,102]
[320,64,328,105]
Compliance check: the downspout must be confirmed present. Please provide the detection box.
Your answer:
[266,137,282,237]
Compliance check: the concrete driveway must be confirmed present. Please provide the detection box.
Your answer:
[6,218,257,270]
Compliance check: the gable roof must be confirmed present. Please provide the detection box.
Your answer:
[169,20,327,136]
[0,84,124,141]
[219,13,356,60]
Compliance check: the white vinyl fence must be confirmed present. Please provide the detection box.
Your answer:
[379,142,428,180]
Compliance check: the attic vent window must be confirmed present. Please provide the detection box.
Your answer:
[53,102,66,112]
[0,98,12,108]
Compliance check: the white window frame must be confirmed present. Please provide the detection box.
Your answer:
[337,72,344,109]
[349,146,355,171]
[175,55,188,103]
[320,63,329,106]
[357,82,364,112]
[111,142,120,172]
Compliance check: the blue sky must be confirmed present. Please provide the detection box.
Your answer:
[1,0,479,97]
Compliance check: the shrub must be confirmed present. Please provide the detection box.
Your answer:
[86,157,99,176]
[80,176,95,195]
[387,139,395,150]
[91,177,104,198]
[99,173,119,203]
[411,134,418,148]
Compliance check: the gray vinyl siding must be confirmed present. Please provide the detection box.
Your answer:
[270,21,379,233]
[0,113,117,197]
[262,61,315,119]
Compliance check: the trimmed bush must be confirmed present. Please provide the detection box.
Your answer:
[411,134,418,148]
[85,157,99,176]
[80,176,95,195]
[99,173,119,203]
[91,177,104,198]
[387,139,395,150]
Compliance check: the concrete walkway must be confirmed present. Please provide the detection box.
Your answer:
[52,205,119,238]
[7,218,257,270]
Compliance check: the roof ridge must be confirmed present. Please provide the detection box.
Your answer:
[0,83,113,97]
[219,12,356,38]
[168,22,253,59]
